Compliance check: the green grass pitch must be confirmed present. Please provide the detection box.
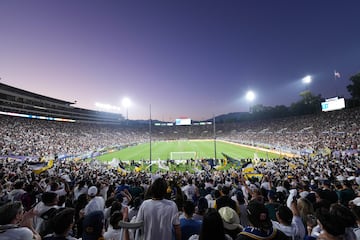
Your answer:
[97,140,280,166]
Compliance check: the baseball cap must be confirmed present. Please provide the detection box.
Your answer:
[88,186,98,197]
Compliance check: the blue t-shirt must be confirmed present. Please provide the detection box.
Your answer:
[180,218,202,240]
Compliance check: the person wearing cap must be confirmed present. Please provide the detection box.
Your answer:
[136,177,181,240]
[84,186,105,216]
[236,200,290,240]
[218,206,243,239]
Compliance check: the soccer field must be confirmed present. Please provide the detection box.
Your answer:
[97,140,280,162]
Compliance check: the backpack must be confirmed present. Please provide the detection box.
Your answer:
[39,207,65,237]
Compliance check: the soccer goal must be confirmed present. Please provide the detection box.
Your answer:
[170,152,197,160]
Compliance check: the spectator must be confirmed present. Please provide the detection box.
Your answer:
[0,201,41,240]
[84,186,105,216]
[180,200,202,240]
[193,197,208,221]
[218,206,242,239]
[271,203,305,240]
[82,211,105,240]
[136,177,181,240]
[42,208,77,240]
[236,200,290,240]
[33,191,60,233]
[188,208,232,240]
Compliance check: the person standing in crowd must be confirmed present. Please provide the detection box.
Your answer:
[136,177,181,240]
[180,200,202,240]
[33,191,60,233]
[42,208,77,240]
[188,208,232,240]
[84,186,105,216]
[182,178,198,202]
[192,197,208,221]
[82,211,105,240]
[0,201,41,240]
[218,206,243,239]
[271,203,306,240]
[236,200,290,240]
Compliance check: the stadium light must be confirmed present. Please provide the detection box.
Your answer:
[245,90,255,113]
[122,97,131,124]
[302,75,312,84]
[245,90,255,102]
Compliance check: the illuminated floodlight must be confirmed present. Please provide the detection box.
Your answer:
[122,97,131,123]
[302,75,312,84]
[122,97,131,108]
[245,90,256,102]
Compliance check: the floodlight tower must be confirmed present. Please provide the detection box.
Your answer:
[122,97,131,125]
[245,90,256,113]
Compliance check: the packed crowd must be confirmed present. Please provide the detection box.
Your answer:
[0,107,359,240]
[1,107,359,160]
[0,151,360,239]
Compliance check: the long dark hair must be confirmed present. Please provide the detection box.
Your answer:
[199,208,227,240]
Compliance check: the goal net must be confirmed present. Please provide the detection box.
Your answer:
[170,152,197,160]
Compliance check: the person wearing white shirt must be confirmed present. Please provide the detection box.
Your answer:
[271,202,305,240]
[84,186,105,216]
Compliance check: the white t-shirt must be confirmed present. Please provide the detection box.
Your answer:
[0,225,34,240]
[182,184,196,201]
[136,199,180,240]
[84,196,105,216]
[272,215,305,240]
[104,227,122,240]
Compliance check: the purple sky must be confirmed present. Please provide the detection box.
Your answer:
[1,1,359,120]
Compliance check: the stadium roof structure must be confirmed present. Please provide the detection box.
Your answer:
[0,82,125,123]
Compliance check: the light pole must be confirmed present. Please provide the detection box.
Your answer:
[122,97,131,125]
[245,90,255,113]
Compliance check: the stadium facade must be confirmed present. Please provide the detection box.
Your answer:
[0,82,124,124]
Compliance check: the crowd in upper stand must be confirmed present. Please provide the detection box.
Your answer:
[0,107,359,240]
[1,107,359,159]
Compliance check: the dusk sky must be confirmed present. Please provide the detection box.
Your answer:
[1,1,359,121]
